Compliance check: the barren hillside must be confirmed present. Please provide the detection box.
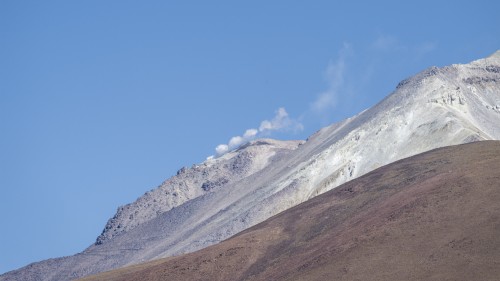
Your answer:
[81,141,500,281]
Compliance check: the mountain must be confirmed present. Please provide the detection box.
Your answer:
[79,140,500,281]
[2,51,500,280]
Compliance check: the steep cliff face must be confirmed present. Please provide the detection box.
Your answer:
[2,51,500,281]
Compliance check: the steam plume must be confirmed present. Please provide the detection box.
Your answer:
[212,107,302,157]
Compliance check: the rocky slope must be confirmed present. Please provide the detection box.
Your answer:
[79,141,500,281]
[96,138,304,244]
[2,51,499,281]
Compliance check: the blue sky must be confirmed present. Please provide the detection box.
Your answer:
[1,0,499,274]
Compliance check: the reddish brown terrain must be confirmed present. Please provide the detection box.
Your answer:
[80,141,500,281]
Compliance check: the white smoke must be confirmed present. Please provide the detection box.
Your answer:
[209,44,353,159]
[215,144,229,155]
[311,43,351,114]
[228,136,245,148]
[243,129,258,138]
[212,107,302,157]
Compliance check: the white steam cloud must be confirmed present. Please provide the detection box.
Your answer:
[258,107,302,133]
[311,43,351,114]
[243,128,258,138]
[215,144,229,155]
[229,136,244,148]
[212,107,302,157]
[209,44,356,160]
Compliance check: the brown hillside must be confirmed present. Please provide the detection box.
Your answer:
[80,141,500,281]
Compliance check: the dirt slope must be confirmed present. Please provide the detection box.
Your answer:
[80,141,500,281]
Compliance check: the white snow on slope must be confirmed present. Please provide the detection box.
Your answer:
[2,51,500,281]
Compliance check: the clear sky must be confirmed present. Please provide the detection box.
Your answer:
[1,0,499,274]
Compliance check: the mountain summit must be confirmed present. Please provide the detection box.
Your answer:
[2,52,500,281]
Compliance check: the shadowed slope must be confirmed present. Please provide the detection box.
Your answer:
[80,140,500,281]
